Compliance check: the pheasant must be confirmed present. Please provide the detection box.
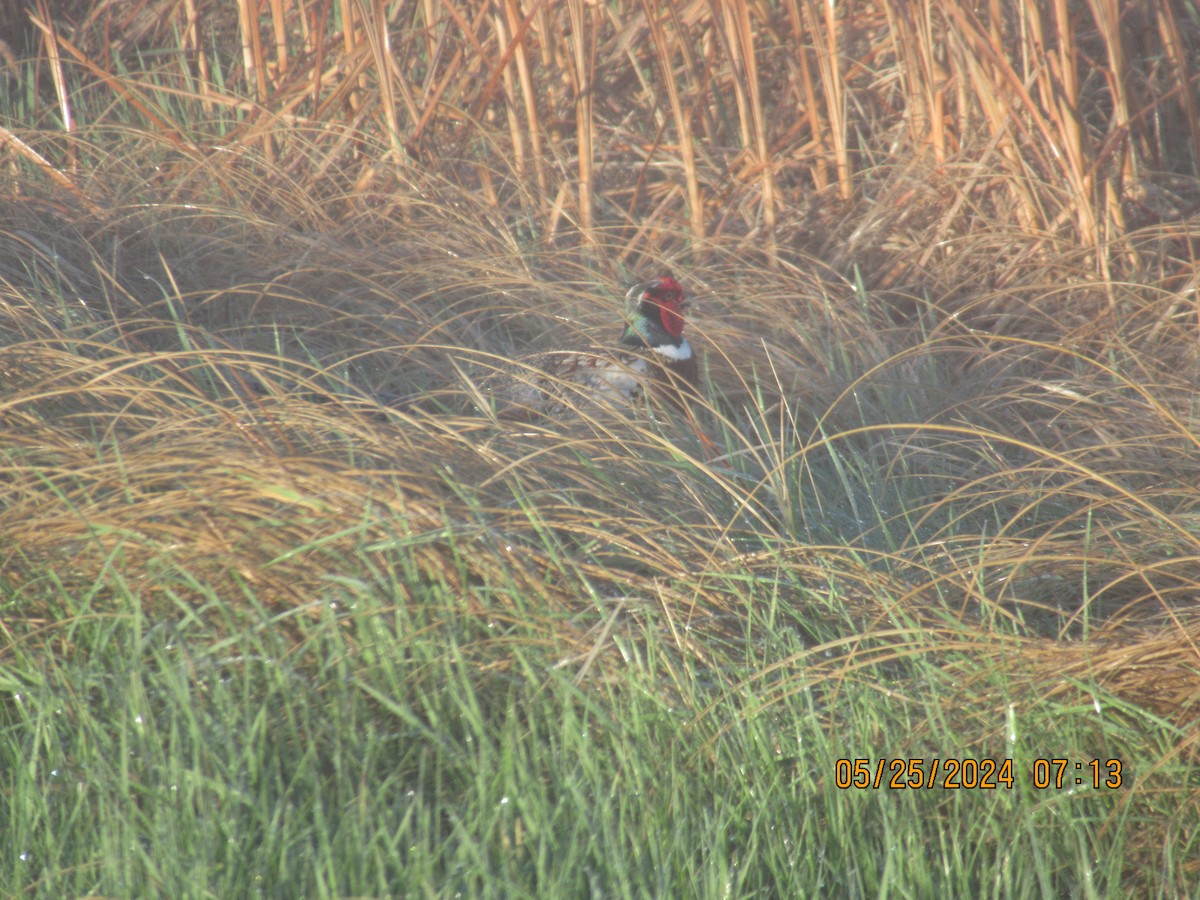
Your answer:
[478,276,699,421]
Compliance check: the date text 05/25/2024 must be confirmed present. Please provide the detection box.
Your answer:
[834,758,1124,790]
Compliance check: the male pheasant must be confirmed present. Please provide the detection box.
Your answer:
[479,276,699,421]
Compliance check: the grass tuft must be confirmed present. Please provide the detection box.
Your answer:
[3,3,1200,894]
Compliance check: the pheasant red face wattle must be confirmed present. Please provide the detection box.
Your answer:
[659,301,684,338]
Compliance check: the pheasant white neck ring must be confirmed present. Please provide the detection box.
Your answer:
[651,339,693,362]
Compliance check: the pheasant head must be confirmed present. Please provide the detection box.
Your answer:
[621,276,687,351]
[619,275,697,400]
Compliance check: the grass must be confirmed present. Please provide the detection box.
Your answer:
[6,556,1192,897]
[3,2,1200,896]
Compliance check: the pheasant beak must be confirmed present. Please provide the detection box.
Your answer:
[625,280,656,301]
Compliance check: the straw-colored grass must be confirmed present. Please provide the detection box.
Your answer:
[3,2,1200,894]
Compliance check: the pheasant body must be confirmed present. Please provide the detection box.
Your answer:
[482,276,697,420]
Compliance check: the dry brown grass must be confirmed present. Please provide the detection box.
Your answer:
[2,9,1200,878]
[10,2,1197,271]
[4,171,1199,728]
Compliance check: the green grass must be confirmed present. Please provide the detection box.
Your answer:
[5,551,1193,898]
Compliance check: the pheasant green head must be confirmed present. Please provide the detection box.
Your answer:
[620,276,688,353]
